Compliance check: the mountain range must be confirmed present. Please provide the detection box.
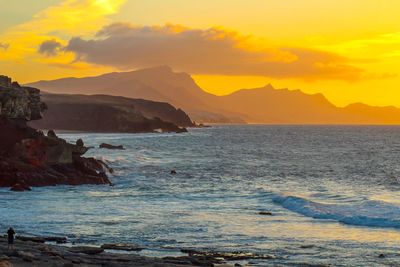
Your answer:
[29,66,400,124]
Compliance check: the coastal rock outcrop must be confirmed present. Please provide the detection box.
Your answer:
[99,143,125,150]
[0,75,46,121]
[0,75,111,189]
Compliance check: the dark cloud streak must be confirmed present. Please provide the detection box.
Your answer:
[0,42,10,50]
[38,39,62,56]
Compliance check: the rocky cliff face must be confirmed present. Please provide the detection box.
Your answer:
[0,76,111,190]
[0,77,47,121]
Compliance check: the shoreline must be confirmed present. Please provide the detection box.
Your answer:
[0,236,270,267]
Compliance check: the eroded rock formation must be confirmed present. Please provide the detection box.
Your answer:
[0,76,111,190]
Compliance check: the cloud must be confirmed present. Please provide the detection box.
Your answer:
[318,31,400,60]
[0,0,126,62]
[65,23,364,81]
[38,39,62,56]
[0,0,126,82]
[0,42,9,50]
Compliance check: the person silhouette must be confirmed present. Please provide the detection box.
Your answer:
[7,227,15,250]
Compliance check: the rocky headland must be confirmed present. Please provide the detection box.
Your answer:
[0,75,111,190]
[29,93,190,133]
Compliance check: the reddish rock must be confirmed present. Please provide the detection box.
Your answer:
[0,76,112,189]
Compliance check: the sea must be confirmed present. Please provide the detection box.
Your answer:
[1,125,400,266]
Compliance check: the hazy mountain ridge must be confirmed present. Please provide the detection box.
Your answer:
[29,66,245,123]
[29,66,400,124]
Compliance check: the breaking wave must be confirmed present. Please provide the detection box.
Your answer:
[273,194,400,228]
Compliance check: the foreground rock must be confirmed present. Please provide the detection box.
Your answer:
[181,249,275,261]
[68,246,104,255]
[0,76,111,188]
[0,236,242,267]
[15,236,67,244]
[101,243,143,251]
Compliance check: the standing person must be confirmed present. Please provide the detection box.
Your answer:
[7,227,15,250]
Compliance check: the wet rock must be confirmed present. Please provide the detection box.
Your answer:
[73,157,113,177]
[258,211,273,216]
[174,127,188,133]
[44,236,68,244]
[0,235,225,267]
[47,130,57,138]
[101,243,143,251]
[17,251,38,262]
[68,246,104,255]
[17,236,45,243]
[0,261,13,267]
[4,251,19,258]
[71,258,83,264]
[378,253,385,258]
[162,258,193,265]
[99,143,125,150]
[76,139,84,147]
[190,258,214,266]
[10,183,31,192]
[181,249,274,261]
[300,244,315,249]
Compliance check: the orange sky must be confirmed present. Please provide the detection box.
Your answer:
[1,0,400,107]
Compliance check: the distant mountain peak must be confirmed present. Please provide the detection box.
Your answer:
[137,65,174,73]
[27,66,400,124]
[263,83,275,90]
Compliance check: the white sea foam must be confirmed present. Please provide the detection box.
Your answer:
[273,194,400,228]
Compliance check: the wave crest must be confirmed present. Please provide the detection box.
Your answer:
[273,194,400,228]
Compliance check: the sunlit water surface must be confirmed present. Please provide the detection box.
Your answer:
[2,126,400,266]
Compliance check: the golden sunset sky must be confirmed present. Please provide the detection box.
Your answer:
[1,0,399,107]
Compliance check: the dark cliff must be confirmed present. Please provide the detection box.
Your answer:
[30,93,191,133]
[0,76,111,190]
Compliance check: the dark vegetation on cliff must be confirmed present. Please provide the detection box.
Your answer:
[30,93,192,133]
[0,75,111,189]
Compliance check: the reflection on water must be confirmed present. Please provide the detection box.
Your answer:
[1,125,400,265]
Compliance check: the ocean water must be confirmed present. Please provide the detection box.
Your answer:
[2,125,400,266]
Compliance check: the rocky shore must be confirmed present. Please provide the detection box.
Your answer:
[0,76,111,190]
[0,236,267,267]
